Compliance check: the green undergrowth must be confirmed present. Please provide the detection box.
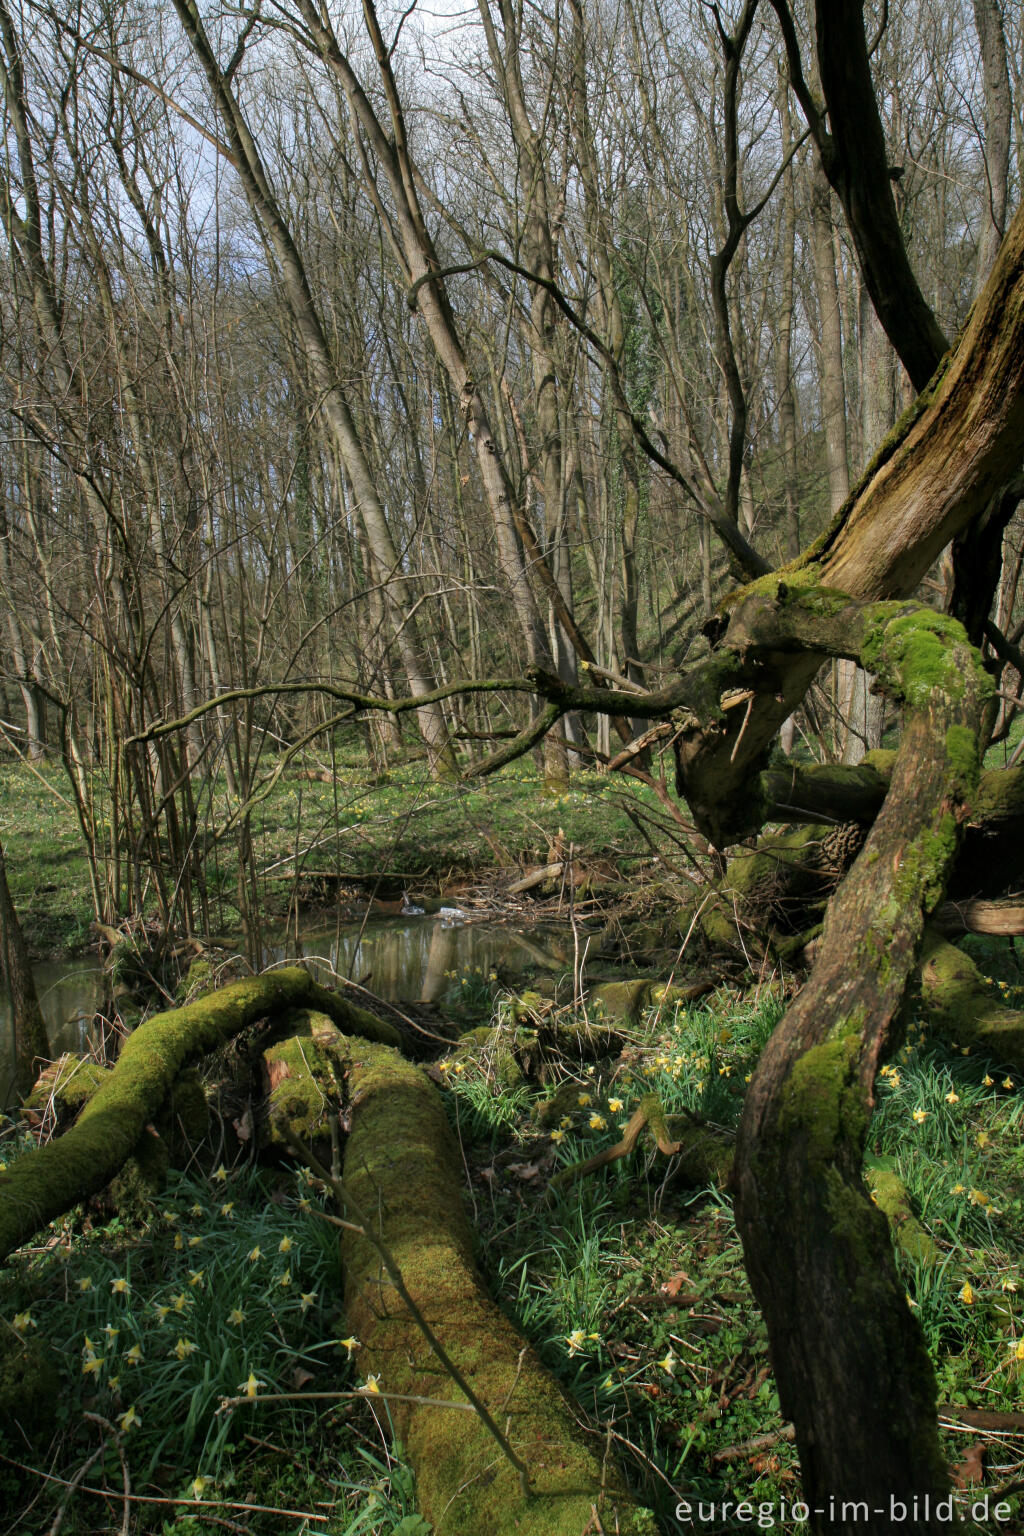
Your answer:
[438,976,1024,1533]
[0,1157,420,1535]
[0,757,657,956]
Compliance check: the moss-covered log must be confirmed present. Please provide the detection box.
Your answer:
[917,932,1024,1072]
[865,1168,942,1268]
[734,599,991,1534]
[335,1033,653,1536]
[0,968,400,1264]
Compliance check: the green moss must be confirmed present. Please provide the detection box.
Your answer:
[589,979,653,1023]
[339,1036,655,1535]
[776,1034,866,1163]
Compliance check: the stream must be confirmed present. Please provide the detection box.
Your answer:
[0,916,575,1104]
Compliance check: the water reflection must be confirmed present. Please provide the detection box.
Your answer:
[0,919,572,1100]
[0,959,104,1105]
[279,917,572,1002]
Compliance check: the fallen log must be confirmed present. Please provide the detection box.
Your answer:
[326,1032,653,1536]
[917,933,1024,1072]
[0,968,400,1263]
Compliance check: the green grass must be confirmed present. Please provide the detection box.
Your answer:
[0,1157,421,1535]
[438,983,1024,1533]
[0,756,659,957]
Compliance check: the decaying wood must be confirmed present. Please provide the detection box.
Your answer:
[0,968,399,1263]
[733,596,991,1534]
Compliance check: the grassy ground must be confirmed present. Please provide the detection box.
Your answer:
[0,756,662,957]
[2,967,1021,1534]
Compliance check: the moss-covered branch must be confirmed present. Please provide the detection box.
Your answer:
[0,968,400,1264]
[917,932,1024,1073]
[334,1033,653,1536]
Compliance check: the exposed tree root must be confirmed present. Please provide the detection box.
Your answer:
[552,1094,733,1190]
[865,1169,943,1268]
[917,933,1024,1073]
[330,1033,655,1536]
[0,968,400,1263]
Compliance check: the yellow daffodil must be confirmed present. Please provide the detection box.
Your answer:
[172,1292,189,1311]
[453,1062,465,1075]
[117,1405,141,1432]
[363,1375,382,1394]
[951,1183,965,1195]
[172,1337,198,1360]
[278,1236,293,1254]
[213,1165,229,1182]
[12,1311,35,1334]
[566,1329,586,1356]
[188,1235,203,1248]
[657,1350,677,1376]
[297,1197,311,1212]
[123,1344,143,1365]
[977,1130,991,1147]
[154,1304,171,1323]
[905,1293,918,1309]
[577,1093,592,1107]
[1001,1278,1018,1293]
[300,1291,317,1313]
[188,1269,204,1288]
[242,1372,262,1398]
[111,1276,130,1294]
[969,1188,990,1206]
[220,1202,234,1218]
[1015,1339,1024,1361]
[228,1308,245,1327]
[960,1282,974,1306]
[191,1477,206,1499]
[173,1233,184,1251]
[102,1324,119,1343]
[162,1209,179,1223]
[190,1203,204,1217]
[912,1108,928,1124]
[82,1354,104,1376]
[589,1113,607,1131]
[78,1276,93,1293]
[107,1375,120,1392]
[559,1116,572,1129]
[983,1074,994,1086]
[277,1270,292,1288]
[607,1097,624,1113]
[247,1246,261,1263]
[945,1091,959,1104]
[1003,1077,1015,1090]
[550,1128,565,1143]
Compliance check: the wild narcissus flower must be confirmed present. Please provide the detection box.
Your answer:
[191,1476,207,1499]
[102,1324,119,1344]
[172,1337,198,1360]
[82,1353,105,1376]
[213,1165,229,1182]
[577,1092,592,1107]
[78,1276,93,1293]
[945,1091,959,1104]
[960,1282,975,1306]
[278,1236,293,1254]
[247,1246,261,1263]
[277,1269,292,1288]
[607,1097,624,1113]
[589,1113,607,1131]
[220,1202,235,1218]
[242,1372,262,1398]
[912,1108,928,1124]
[566,1329,586,1356]
[339,1336,360,1358]
[188,1234,203,1248]
[228,1307,246,1326]
[117,1405,141,1432]
[363,1374,382,1394]
[300,1291,317,1313]
[657,1349,677,1375]
[1003,1077,1015,1090]
[12,1311,35,1334]
[188,1269,204,1288]
[110,1276,130,1294]
[154,1303,171,1323]
[550,1128,565,1143]
[172,1292,190,1311]
[123,1343,143,1365]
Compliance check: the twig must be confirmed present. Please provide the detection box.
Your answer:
[712,1424,796,1464]
[282,1131,535,1498]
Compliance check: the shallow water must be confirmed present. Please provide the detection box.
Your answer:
[0,917,572,1102]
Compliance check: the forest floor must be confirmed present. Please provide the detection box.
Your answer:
[2,969,1023,1534]
[0,754,668,957]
